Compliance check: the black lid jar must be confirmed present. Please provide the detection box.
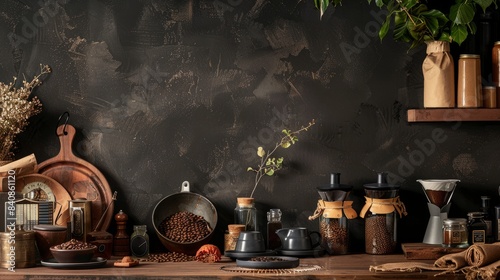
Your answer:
[360,172,407,255]
[311,173,357,255]
[316,173,353,202]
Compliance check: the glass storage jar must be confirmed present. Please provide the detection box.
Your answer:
[234,197,257,231]
[361,172,407,255]
[310,173,357,255]
[442,218,468,248]
[266,209,282,250]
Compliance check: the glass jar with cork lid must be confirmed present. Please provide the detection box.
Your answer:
[234,197,257,231]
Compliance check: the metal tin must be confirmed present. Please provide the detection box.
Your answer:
[492,42,500,87]
[457,54,482,108]
[69,199,92,242]
[0,226,36,268]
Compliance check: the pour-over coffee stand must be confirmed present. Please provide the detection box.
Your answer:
[417,179,460,245]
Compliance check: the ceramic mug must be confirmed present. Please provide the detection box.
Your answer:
[234,231,265,252]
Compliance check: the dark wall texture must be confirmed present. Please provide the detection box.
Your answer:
[2,0,500,253]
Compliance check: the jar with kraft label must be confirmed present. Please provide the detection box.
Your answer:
[442,218,468,248]
[468,212,487,245]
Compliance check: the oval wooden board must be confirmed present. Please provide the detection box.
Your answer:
[38,124,114,232]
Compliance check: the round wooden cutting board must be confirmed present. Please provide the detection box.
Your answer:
[38,124,114,232]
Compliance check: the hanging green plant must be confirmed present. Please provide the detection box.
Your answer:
[313,0,497,47]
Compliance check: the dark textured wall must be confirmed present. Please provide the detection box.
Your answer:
[2,0,500,253]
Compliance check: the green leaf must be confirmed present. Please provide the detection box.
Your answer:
[374,0,384,8]
[276,157,284,164]
[451,24,468,45]
[281,142,291,148]
[450,3,476,25]
[379,16,391,40]
[257,147,265,157]
[265,169,275,176]
[474,0,494,13]
[402,0,418,9]
[420,9,448,26]
[422,16,439,37]
[468,21,477,34]
[247,167,254,171]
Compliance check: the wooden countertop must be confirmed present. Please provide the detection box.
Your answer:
[0,254,466,279]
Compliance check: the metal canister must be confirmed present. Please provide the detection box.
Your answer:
[0,226,36,268]
[457,54,482,108]
[69,199,92,242]
[492,42,500,87]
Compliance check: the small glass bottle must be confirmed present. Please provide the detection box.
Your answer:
[468,212,487,245]
[234,197,257,231]
[442,218,468,248]
[130,225,149,258]
[267,209,282,250]
[481,196,493,243]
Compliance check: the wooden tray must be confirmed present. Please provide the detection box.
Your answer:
[38,125,114,232]
[402,243,467,260]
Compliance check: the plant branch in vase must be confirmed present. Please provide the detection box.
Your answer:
[246,119,316,198]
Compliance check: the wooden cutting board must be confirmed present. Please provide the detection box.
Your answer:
[401,243,466,260]
[38,124,114,232]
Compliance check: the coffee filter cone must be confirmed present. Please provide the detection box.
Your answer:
[417,179,459,191]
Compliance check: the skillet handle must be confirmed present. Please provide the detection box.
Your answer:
[181,181,190,192]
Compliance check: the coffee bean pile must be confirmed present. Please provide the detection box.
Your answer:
[159,211,212,243]
[140,252,195,262]
[365,215,396,254]
[53,239,95,250]
[320,218,348,254]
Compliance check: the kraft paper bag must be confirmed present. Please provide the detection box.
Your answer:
[422,40,455,108]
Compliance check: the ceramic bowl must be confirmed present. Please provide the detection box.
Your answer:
[33,225,67,261]
[50,246,96,263]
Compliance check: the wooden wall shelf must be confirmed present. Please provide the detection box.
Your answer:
[407,108,500,122]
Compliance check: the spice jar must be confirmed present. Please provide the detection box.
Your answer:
[442,218,468,248]
[492,42,500,87]
[266,209,282,250]
[234,197,257,231]
[468,212,487,245]
[309,173,357,255]
[457,54,482,108]
[483,86,497,108]
[224,224,245,252]
[360,172,407,254]
[130,225,149,258]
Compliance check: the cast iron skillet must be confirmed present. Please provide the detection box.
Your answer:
[152,181,218,256]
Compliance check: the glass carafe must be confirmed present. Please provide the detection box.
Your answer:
[361,172,407,254]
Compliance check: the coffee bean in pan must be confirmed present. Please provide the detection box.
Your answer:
[159,211,211,243]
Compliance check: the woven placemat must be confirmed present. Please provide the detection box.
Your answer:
[220,264,322,274]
